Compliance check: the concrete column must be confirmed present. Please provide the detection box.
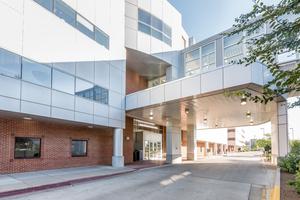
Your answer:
[220,144,224,155]
[271,101,289,164]
[112,128,124,167]
[205,141,209,157]
[213,143,218,155]
[166,121,182,164]
[187,125,197,160]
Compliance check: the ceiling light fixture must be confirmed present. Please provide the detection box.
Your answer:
[149,114,154,120]
[249,119,254,126]
[240,95,247,106]
[87,125,93,129]
[23,117,32,120]
[185,108,189,114]
[203,117,208,123]
[246,111,251,118]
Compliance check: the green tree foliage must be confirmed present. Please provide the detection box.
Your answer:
[279,140,300,173]
[255,138,271,151]
[227,0,300,106]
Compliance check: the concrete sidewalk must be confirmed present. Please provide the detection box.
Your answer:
[0,161,167,198]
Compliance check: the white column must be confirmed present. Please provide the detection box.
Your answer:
[213,143,217,155]
[166,121,182,164]
[205,141,209,157]
[271,101,289,164]
[187,125,197,161]
[112,128,124,167]
[220,144,224,155]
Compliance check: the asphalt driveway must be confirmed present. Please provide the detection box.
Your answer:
[5,152,275,200]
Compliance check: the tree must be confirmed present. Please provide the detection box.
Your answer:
[255,138,271,152]
[227,0,300,107]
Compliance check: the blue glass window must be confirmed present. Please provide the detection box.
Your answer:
[138,22,151,35]
[138,9,151,25]
[22,58,52,87]
[138,8,172,46]
[151,16,163,31]
[163,24,172,38]
[0,49,21,79]
[75,78,94,100]
[95,28,109,49]
[152,28,163,41]
[94,86,108,105]
[76,14,94,39]
[34,0,53,11]
[54,0,76,27]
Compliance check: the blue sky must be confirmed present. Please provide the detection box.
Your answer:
[168,0,279,42]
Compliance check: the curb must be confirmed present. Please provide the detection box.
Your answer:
[0,164,171,199]
[269,168,280,200]
[0,170,135,199]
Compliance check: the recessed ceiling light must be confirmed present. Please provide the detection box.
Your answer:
[23,117,32,120]
[246,111,251,118]
[87,125,93,129]
[185,108,189,114]
[249,119,254,126]
[241,97,247,106]
[149,115,154,120]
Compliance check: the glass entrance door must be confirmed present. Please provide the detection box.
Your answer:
[144,141,162,160]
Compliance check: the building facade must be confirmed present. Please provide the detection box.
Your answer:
[0,0,297,174]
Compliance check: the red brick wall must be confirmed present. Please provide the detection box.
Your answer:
[181,130,187,160]
[126,68,148,94]
[123,117,134,164]
[0,118,113,174]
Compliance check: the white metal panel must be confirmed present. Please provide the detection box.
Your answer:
[138,0,150,11]
[109,91,123,109]
[110,66,123,94]
[94,115,109,126]
[137,33,151,54]
[137,90,150,107]
[0,0,23,55]
[51,107,74,121]
[76,62,95,82]
[151,0,163,19]
[0,95,20,112]
[76,0,95,26]
[51,90,75,110]
[165,81,181,101]
[21,82,51,105]
[125,28,137,50]
[125,2,137,19]
[93,102,109,117]
[109,107,123,121]
[150,85,165,104]
[75,111,93,124]
[109,119,123,128]
[223,64,252,88]
[0,75,21,99]
[94,61,109,89]
[126,17,137,30]
[251,63,264,86]
[126,94,138,110]
[201,69,223,93]
[181,75,201,97]
[75,96,94,114]
[21,101,50,117]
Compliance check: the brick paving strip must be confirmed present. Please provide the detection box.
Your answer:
[0,163,168,199]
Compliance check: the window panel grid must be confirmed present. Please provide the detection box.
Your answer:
[0,47,109,105]
[33,0,109,49]
[138,9,172,46]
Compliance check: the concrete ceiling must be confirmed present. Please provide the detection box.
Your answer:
[127,91,276,131]
[126,48,171,80]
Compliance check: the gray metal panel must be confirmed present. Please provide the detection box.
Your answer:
[216,38,223,67]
